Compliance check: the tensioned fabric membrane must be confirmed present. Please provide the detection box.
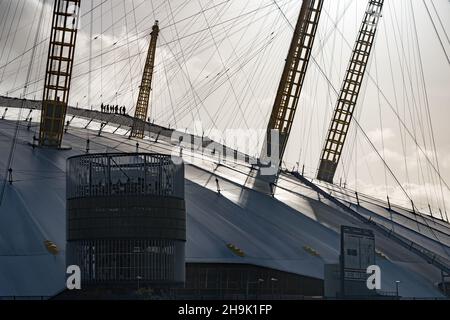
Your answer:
[0,110,448,298]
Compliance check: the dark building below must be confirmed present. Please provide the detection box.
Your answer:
[55,263,324,300]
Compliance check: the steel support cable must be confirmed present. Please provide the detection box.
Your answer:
[185,10,249,129]
[193,1,256,132]
[4,1,288,97]
[9,22,142,100]
[0,1,141,98]
[110,0,118,105]
[167,40,269,132]
[410,1,448,220]
[76,0,226,71]
[428,0,450,45]
[0,0,114,73]
[150,1,188,127]
[393,1,438,215]
[306,16,337,171]
[83,1,149,108]
[117,0,167,114]
[344,120,450,258]
[164,3,279,115]
[166,0,209,127]
[0,2,35,48]
[405,4,435,207]
[321,3,375,187]
[197,0,251,131]
[159,0,232,32]
[130,0,144,70]
[248,28,289,133]
[161,0,235,111]
[96,2,142,105]
[167,0,272,129]
[155,3,277,128]
[159,1,294,47]
[174,9,289,120]
[10,1,39,94]
[0,0,45,206]
[298,1,354,173]
[239,2,301,134]
[273,1,431,210]
[374,51,389,197]
[101,0,105,106]
[421,0,450,65]
[408,2,443,206]
[341,57,374,190]
[121,0,137,104]
[390,0,421,196]
[152,0,232,113]
[312,5,450,250]
[87,0,93,109]
[162,55,177,128]
[323,3,416,193]
[319,6,450,197]
[375,54,392,202]
[319,2,339,140]
[31,6,50,100]
[237,30,285,135]
[44,0,252,106]
[214,6,272,133]
[383,13,411,194]
[68,40,159,104]
[0,0,23,84]
[147,0,224,125]
[211,0,267,131]
[159,32,220,131]
[165,33,279,131]
[177,20,306,137]
[0,1,12,39]
[208,14,281,135]
[0,0,19,66]
[0,3,128,96]
[1,1,28,88]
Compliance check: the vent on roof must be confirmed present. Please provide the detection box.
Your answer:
[44,240,59,256]
[227,243,245,257]
[303,245,320,257]
[376,249,388,260]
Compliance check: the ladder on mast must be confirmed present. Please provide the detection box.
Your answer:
[317,0,384,183]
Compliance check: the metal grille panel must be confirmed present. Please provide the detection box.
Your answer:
[67,239,185,285]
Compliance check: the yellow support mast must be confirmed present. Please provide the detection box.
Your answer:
[130,21,160,139]
[39,0,81,148]
[261,0,324,169]
[317,0,384,183]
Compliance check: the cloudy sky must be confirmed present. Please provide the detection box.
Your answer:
[0,0,449,215]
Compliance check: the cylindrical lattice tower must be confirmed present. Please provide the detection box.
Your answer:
[66,153,185,288]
